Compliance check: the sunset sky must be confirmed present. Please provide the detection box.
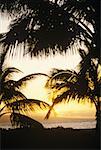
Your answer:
[0,13,96,127]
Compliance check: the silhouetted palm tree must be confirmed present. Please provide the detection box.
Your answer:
[0,67,25,103]
[45,49,100,130]
[0,0,100,58]
[0,0,100,130]
[0,67,50,127]
[0,66,48,104]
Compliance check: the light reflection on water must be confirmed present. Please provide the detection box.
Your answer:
[42,120,96,129]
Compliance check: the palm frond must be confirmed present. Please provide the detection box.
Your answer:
[16,73,49,87]
[0,0,96,56]
[1,89,26,103]
[46,91,71,119]
[79,49,87,59]
[1,80,17,95]
[57,82,73,91]
[46,68,77,88]
[50,82,65,89]
[44,103,54,120]
[0,49,8,74]
[10,112,44,128]
[3,80,16,88]
[0,0,34,16]
[0,0,51,15]
[11,90,27,99]
[50,71,76,84]
[51,69,77,79]
[1,67,22,82]
[9,99,50,112]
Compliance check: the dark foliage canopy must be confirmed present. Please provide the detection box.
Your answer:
[0,0,100,57]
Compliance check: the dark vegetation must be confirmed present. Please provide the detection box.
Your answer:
[45,49,101,131]
[0,0,100,149]
[1,127,100,149]
[0,66,50,127]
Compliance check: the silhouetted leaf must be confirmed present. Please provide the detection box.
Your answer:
[1,67,22,83]
[10,112,44,128]
[9,98,50,111]
[16,73,49,87]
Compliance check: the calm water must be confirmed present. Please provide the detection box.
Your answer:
[0,119,96,129]
[42,120,96,129]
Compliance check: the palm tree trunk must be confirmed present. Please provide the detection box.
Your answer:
[95,99,100,132]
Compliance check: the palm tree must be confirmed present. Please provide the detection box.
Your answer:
[0,67,25,103]
[0,0,99,97]
[0,66,49,103]
[45,49,100,130]
[0,66,50,127]
[0,0,100,130]
[0,0,99,58]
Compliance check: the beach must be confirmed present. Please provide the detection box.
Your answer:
[0,118,99,149]
[1,127,100,149]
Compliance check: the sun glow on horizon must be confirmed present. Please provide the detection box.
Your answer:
[14,76,96,120]
[1,50,96,120]
[0,14,96,124]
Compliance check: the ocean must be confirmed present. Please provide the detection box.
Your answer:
[42,119,96,129]
[0,119,96,129]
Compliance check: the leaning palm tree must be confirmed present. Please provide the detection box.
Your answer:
[45,49,100,130]
[0,66,49,104]
[0,66,50,127]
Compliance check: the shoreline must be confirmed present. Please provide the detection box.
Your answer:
[0,118,96,129]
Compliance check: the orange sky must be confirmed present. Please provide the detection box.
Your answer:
[2,52,96,121]
[0,13,96,124]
